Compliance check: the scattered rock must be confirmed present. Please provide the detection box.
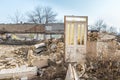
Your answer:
[31,58,48,68]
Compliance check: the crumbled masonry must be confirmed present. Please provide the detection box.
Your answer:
[0,33,120,80]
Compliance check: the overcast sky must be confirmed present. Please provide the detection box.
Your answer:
[0,0,120,31]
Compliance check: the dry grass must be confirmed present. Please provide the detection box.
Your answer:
[84,55,120,80]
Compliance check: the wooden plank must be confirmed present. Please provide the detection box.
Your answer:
[65,64,79,80]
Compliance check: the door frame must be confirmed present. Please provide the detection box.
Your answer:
[64,16,88,62]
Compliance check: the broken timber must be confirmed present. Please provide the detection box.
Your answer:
[65,64,80,80]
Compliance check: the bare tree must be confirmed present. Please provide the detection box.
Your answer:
[90,20,107,32]
[101,23,107,32]
[43,7,57,24]
[27,7,44,24]
[9,10,24,24]
[27,13,37,23]
[27,6,57,24]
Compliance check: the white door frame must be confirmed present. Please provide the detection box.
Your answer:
[64,16,88,62]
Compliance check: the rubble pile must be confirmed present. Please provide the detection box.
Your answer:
[30,39,67,80]
[0,45,22,54]
[31,61,67,80]
[117,45,120,50]
[98,33,116,42]
[0,38,67,80]
[84,57,120,80]
[116,35,120,42]
[0,46,32,70]
[85,33,120,80]
[88,32,98,41]
[0,33,120,80]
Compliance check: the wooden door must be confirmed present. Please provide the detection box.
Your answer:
[75,23,87,62]
[65,16,88,62]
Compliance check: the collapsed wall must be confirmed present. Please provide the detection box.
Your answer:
[85,32,120,80]
[87,32,120,59]
[0,38,67,80]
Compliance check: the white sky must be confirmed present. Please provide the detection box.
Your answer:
[0,0,120,32]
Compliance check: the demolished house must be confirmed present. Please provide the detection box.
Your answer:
[0,16,119,80]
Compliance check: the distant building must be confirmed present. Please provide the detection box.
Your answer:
[0,24,45,33]
[45,23,64,34]
[0,23,64,34]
